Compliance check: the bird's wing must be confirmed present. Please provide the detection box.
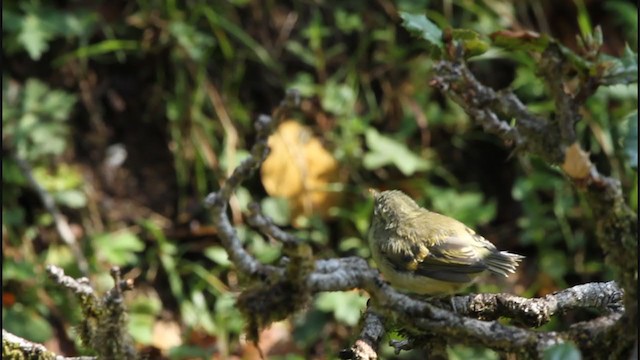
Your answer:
[382,232,491,283]
[414,234,490,282]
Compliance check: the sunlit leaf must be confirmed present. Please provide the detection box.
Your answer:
[426,187,496,227]
[3,306,53,343]
[204,246,232,267]
[363,128,431,176]
[261,120,342,226]
[2,260,36,281]
[451,29,490,57]
[399,12,443,49]
[93,231,145,266]
[18,13,53,60]
[314,291,367,326]
[601,45,638,85]
[260,197,291,226]
[128,312,155,345]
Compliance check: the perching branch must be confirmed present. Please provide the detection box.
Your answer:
[444,281,623,326]
[205,93,631,359]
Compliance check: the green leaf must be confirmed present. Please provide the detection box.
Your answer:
[248,234,282,264]
[604,2,638,45]
[54,189,87,208]
[399,12,443,49]
[623,111,638,169]
[321,80,357,116]
[44,245,74,268]
[180,299,216,334]
[214,292,245,333]
[5,79,76,160]
[338,237,364,252]
[3,259,36,281]
[451,29,490,57]
[335,10,363,34]
[169,21,215,61]
[201,6,278,70]
[426,187,496,228]
[33,164,84,193]
[490,30,551,52]
[128,312,155,345]
[93,230,145,266]
[18,13,53,60]
[601,45,638,85]
[2,159,25,185]
[363,128,431,176]
[541,251,569,282]
[543,343,582,360]
[260,197,291,226]
[204,246,231,267]
[2,306,53,343]
[314,291,367,326]
[55,40,139,65]
[2,8,21,33]
[293,310,330,347]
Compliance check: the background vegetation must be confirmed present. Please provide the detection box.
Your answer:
[2,0,637,359]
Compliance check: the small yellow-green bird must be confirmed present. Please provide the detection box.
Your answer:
[368,189,524,295]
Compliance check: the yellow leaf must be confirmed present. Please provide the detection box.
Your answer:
[152,319,182,351]
[261,121,342,226]
[561,142,592,179]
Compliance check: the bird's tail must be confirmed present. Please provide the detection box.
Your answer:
[485,251,524,277]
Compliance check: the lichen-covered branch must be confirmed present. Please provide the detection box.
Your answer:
[45,265,136,360]
[2,329,97,360]
[444,281,623,327]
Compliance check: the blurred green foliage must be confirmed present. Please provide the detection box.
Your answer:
[2,0,637,359]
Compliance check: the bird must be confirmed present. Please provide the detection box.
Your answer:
[368,189,524,295]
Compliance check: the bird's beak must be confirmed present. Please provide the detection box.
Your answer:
[368,188,380,198]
